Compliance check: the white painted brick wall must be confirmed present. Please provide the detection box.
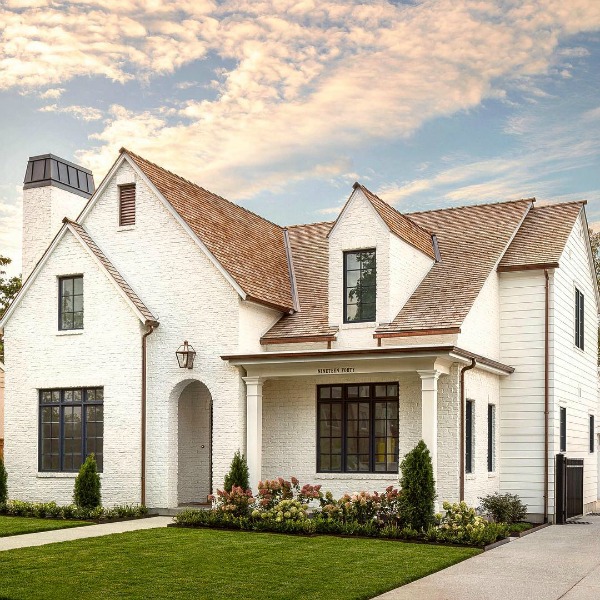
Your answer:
[4,231,143,506]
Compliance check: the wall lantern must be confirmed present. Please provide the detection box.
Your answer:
[176,340,196,369]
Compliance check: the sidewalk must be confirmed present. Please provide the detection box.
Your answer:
[375,516,600,600]
[0,516,172,552]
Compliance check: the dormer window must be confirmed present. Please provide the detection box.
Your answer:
[119,184,136,226]
[344,249,376,322]
[59,275,83,330]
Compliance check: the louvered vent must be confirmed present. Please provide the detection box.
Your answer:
[119,184,136,226]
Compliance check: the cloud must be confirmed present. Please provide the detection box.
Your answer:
[39,104,103,121]
[0,185,22,276]
[39,87,65,99]
[1,0,600,201]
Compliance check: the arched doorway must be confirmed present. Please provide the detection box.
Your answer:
[177,380,212,505]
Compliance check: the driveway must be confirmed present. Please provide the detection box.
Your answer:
[375,516,600,600]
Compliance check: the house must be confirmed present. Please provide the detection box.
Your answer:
[1,149,598,522]
[0,361,4,460]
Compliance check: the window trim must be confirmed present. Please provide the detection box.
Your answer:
[58,275,83,331]
[38,387,103,473]
[316,382,399,474]
[560,406,567,453]
[465,399,474,473]
[487,404,496,473]
[343,249,376,324]
[575,287,585,351]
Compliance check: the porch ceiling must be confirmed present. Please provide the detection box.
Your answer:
[221,345,514,379]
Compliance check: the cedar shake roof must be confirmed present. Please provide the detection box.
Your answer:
[65,219,158,324]
[123,149,294,312]
[261,221,338,343]
[375,199,533,335]
[498,202,585,271]
[344,184,435,259]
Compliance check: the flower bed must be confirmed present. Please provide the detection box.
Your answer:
[172,478,512,548]
[0,500,148,521]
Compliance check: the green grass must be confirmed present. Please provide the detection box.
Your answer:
[0,516,91,538]
[0,528,479,599]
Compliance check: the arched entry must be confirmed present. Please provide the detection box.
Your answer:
[177,380,212,505]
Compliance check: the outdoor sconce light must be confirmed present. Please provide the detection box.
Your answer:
[176,340,196,369]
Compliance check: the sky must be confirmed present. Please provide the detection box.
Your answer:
[1,0,600,276]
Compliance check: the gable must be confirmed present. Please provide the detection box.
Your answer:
[79,150,295,313]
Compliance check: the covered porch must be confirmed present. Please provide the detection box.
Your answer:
[223,345,511,501]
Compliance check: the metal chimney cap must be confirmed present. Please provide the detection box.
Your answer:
[23,153,95,199]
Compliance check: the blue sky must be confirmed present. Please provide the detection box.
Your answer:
[1,1,600,275]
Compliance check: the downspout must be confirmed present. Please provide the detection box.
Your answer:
[141,323,156,506]
[459,358,476,502]
[544,269,550,523]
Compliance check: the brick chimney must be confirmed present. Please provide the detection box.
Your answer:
[22,154,94,280]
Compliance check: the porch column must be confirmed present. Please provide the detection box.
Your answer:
[417,370,441,481]
[243,376,264,492]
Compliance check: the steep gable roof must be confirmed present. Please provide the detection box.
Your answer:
[498,202,585,271]
[0,219,157,330]
[122,149,294,312]
[329,183,435,259]
[261,221,337,343]
[375,199,533,336]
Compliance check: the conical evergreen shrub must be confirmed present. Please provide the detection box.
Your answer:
[399,440,436,531]
[223,450,250,492]
[73,454,101,509]
[0,458,7,504]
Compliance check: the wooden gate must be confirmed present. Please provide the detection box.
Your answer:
[555,454,584,524]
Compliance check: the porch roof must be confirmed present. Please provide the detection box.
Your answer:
[222,345,514,376]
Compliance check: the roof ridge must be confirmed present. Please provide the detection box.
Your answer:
[533,200,587,208]
[286,220,335,229]
[407,197,535,216]
[120,147,284,231]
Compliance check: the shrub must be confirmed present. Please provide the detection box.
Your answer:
[211,486,255,517]
[399,440,436,531]
[0,458,7,504]
[73,454,101,509]
[252,498,308,523]
[437,501,509,546]
[479,493,528,524]
[256,477,296,510]
[223,451,250,492]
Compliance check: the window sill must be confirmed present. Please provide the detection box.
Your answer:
[339,322,377,330]
[117,225,136,232]
[465,474,476,481]
[56,330,84,336]
[488,472,497,479]
[314,473,398,480]
[37,472,103,478]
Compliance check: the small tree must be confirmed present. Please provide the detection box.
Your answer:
[399,440,436,531]
[73,454,101,509]
[0,458,7,504]
[223,450,250,492]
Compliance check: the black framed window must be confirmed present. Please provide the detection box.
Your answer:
[39,387,103,472]
[59,276,83,330]
[488,404,495,472]
[590,415,595,453]
[465,400,474,473]
[317,383,398,473]
[575,288,584,350]
[560,406,567,453]
[344,250,376,322]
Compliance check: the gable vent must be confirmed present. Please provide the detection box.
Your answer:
[119,184,136,226]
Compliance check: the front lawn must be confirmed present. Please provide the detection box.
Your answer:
[0,528,479,599]
[0,515,91,538]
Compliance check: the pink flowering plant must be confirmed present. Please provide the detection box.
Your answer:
[209,486,255,518]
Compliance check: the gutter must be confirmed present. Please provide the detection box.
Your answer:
[544,269,550,523]
[459,358,476,501]
[141,322,157,506]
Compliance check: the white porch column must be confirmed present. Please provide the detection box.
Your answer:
[417,370,441,482]
[243,376,264,492]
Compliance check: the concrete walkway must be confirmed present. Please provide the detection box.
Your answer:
[376,516,600,600]
[0,516,172,552]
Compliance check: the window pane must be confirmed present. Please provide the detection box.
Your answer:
[52,391,61,402]
[319,403,330,420]
[319,387,330,399]
[73,295,83,313]
[347,386,358,398]
[331,386,342,399]
[320,454,330,471]
[64,390,73,402]
[387,385,398,397]
[331,404,342,420]
[375,385,386,397]
[62,313,73,330]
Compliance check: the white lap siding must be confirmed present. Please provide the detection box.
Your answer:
[553,216,598,512]
[499,270,548,518]
[4,232,142,506]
